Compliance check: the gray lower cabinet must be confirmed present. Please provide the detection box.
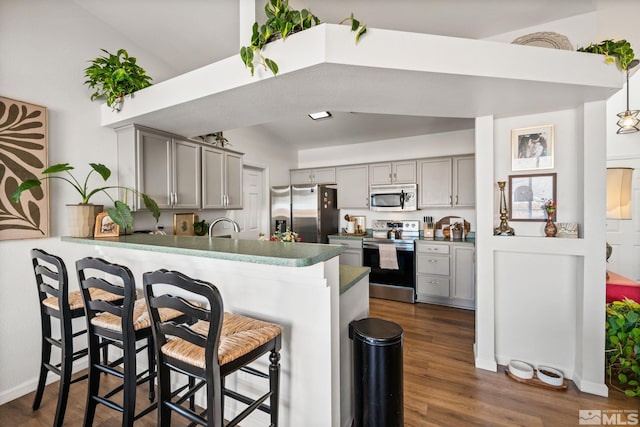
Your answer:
[328,237,363,266]
[415,241,475,309]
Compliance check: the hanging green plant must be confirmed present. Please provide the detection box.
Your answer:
[84,48,153,111]
[577,39,635,70]
[240,0,366,76]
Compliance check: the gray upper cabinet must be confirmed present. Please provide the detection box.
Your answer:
[336,164,369,209]
[117,125,201,210]
[453,155,475,207]
[202,146,243,209]
[290,167,336,185]
[117,124,242,212]
[418,158,452,207]
[418,155,475,208]
[369,161,416,185]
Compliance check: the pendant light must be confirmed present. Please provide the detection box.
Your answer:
[616,59,640,134]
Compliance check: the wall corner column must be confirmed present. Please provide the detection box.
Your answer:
[474,115,497,371]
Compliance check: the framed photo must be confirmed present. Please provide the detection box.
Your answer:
[94,212,120,238]
[511,125,554,171]
[174,213,195,236]
[508,173,556,221]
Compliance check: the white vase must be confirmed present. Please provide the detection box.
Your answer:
[66,204,103,237]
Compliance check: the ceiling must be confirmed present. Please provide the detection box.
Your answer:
[75,0,601,149]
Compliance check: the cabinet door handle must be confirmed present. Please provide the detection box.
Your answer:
[449,195,452,205]
[455,195,459,205]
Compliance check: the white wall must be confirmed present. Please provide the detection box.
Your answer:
[0,0,177,404]
[0,0,297,404]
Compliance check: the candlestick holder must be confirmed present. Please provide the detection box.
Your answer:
[494,181,515,236]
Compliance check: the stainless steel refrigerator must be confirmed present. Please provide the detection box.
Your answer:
[270,184,338,243]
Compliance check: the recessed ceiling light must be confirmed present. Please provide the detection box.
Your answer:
[308,111,332,120]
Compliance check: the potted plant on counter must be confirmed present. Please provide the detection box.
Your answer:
[240,0,366,76]
[84,48,153,111]
[12,162,160,237]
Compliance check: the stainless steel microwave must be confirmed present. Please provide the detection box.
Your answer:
[369,184,418,211]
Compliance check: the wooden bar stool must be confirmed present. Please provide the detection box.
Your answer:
[143,269,282,427]
[31,248,87,427]
[30,248,120,427]
[76,257,183,427]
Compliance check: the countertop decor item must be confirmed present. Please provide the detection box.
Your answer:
[239,0,366,76]
[12,163,160,236]
[494,181,515,236]
[267,226,300,242]
[84,48,153,111]
[543,199,557,237]
[193,219,209,236]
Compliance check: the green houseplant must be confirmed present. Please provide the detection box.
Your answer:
[578,40,635,70]
[240,0,366,76]
[84,48,153,111]
[606,298,640,397]
[12,163,160,235]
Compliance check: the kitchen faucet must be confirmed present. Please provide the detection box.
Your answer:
[208,217,241,237]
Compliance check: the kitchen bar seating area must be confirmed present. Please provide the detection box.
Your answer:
[26,248,286,426]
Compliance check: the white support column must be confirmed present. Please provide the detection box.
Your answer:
[474,115,497,371]
[239,0,256,47]
[573,101,609,396]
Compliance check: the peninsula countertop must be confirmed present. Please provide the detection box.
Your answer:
[62,234,345,268]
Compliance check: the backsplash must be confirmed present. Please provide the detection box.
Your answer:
[338,207,477,233]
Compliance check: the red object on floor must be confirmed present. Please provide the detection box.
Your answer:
[606,271,640,303]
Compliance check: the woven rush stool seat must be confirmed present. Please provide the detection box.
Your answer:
[76,257,184,427]
[161,312,282,369]
[42,287,121,311]
[143,269,282,427]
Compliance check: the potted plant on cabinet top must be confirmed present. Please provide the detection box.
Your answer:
[12,162,160,237]
[84,48,153,111]
[240,0,366,76]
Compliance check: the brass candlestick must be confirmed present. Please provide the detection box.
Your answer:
[494,181,515,236]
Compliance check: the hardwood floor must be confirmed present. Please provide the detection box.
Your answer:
[369,298,635,427]
[0,298,635,426]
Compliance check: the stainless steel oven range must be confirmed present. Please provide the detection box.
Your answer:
[362,219,419,303]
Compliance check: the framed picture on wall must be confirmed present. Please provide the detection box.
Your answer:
[508,173,557,221]
[511,124,554,171]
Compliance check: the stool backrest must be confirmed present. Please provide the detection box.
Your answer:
[31,249,69,311]
[143,269,224,372]
[76,257,137,341]
[31,248,73,340]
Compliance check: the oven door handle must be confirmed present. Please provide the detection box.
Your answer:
[400,190,405,209]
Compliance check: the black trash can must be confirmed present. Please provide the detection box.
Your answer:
[349,317,403,427]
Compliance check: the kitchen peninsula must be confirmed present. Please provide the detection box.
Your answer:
[62,235,369,427]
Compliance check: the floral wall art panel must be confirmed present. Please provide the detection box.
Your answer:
[0,96,49,240]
